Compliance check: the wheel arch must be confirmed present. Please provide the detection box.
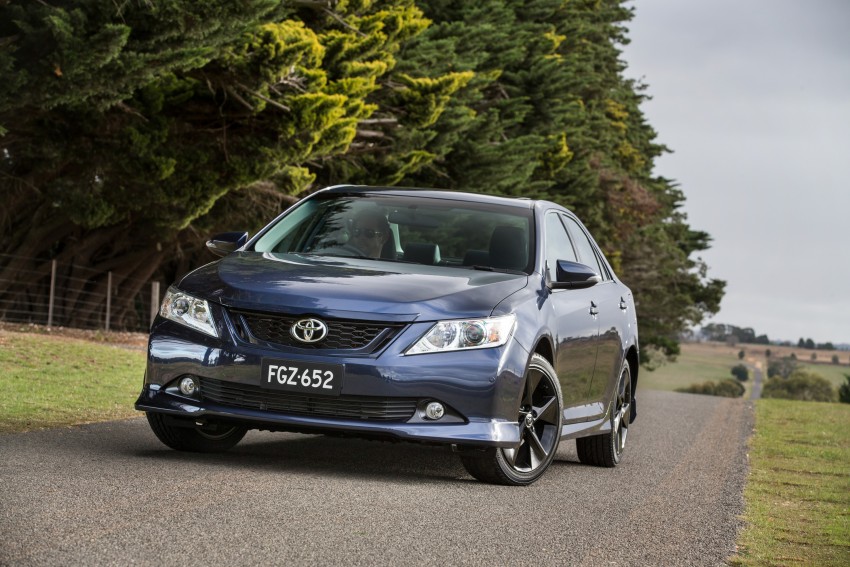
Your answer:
[625,344,639,424]
[625,344,639,391]
[531,335,555,367]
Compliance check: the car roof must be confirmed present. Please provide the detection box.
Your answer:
[319,185,541,210]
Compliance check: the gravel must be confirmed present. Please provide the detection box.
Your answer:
[0,390,753,567]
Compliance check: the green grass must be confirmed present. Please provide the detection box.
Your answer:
[731,399,850,566]
[638,345,741,392]
[797,362,850,389]
[0,331,146,432]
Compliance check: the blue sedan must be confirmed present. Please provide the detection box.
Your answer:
[136,186,639,485]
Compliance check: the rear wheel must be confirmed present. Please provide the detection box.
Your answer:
[461,354,563,485]
[146,412,247,453]
[576,359,631,467]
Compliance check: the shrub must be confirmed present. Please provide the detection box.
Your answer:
[677,379,745,398]
[839,375,850,404]
[832,355,840,365]
[761,371,836,402]
[738,349,745,360]
[768,357,799,379]
[731,364,749,381]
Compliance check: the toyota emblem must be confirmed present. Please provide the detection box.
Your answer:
[290,318,329,344]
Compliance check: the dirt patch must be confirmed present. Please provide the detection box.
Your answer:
[0,321,148,349]
[690,340,849,367]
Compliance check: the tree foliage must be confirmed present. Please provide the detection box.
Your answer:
[839,375,850,404]
[0,0,724,358]
[731,364,749,382]
[768,357,800,379]
[701,323,769,345]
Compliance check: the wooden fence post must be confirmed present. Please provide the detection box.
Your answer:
[47,259,57,328]
[105,271,112,332]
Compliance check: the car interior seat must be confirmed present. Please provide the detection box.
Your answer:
[488,226,528,271]
[462,250,490,266]
[403,242,441,265]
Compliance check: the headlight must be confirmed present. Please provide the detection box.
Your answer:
[405,314,516,355]
[160,286,218,338]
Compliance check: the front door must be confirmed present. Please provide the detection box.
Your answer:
[544,212,599,408]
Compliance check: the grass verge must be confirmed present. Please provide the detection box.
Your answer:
[732,399,850,566]
[0,330,145,432]
[638,342,742,392]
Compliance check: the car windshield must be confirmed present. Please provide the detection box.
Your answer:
[253,193,534,273]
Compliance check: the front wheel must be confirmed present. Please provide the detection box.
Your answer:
[460,354,563,485]
[146,412,247,453]
[576,359,632,467]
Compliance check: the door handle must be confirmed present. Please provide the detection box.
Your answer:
[590,301,599,316]
[619,297,628,311]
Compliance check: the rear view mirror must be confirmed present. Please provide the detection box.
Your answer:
[206,231,248,257]
[551,260,601,290]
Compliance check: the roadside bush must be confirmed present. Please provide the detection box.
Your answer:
[677,379,745,398]
[761,371,836,402]
[731,364,749,381]
[839,375,850,404]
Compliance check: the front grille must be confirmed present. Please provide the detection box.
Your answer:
[233,310,402,351]
[200,377,418,421]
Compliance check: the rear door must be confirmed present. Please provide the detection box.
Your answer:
[561,215,625,403]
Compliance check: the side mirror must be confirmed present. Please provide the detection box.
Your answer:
[206,231,248,257]
[550,260,601,290]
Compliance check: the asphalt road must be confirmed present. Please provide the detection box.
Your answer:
[0,390,752,567]
[749,363,764,400]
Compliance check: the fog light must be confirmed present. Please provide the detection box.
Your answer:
[425,402,445,420]
[179,376,199,396]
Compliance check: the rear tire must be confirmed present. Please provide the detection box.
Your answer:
[460,354,563,485]
[146,412,247,453]
[576,359,631,467]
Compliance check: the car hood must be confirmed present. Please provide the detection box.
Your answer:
[178,252,529,322]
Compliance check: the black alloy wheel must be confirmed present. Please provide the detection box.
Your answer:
[460,354,563,485]
[576,359,631,467]
[146,412,247,453]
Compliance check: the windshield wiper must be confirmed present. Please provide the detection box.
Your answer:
[301,252,382,261]
[469,264,525,275]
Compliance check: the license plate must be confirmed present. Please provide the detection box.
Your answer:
[260,359,343,396]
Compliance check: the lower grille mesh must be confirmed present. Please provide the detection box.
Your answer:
[200,377,417,422]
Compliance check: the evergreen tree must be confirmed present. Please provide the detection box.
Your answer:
[0,0,435,327]
[0,0,726,358]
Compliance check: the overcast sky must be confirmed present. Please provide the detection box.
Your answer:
[620,0,850,346]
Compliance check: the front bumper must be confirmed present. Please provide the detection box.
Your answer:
[136,318,530,448]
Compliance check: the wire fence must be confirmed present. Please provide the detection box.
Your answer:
[0,252,162,332]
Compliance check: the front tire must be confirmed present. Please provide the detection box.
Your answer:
[146,412,247,453]
[576,359,631,467]
[461,354,563,485]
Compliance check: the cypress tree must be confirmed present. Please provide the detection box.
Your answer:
[0,0,724,356]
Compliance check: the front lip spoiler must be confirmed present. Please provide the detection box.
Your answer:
[136,388,521,448]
